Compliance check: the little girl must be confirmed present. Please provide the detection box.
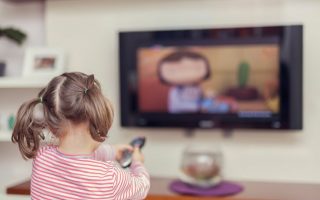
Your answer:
[12,72,150,199]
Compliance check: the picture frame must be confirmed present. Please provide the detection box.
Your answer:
[23,47,66,77]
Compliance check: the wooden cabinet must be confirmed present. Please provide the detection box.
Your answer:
[7,177,320,200]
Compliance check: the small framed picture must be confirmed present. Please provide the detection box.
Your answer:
[23,47,66,77]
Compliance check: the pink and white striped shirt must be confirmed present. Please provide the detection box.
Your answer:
[31,145,150,200]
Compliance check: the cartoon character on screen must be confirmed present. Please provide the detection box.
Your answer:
[158,50,211,113]
[263,78,279,112]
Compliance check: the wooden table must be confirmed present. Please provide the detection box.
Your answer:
[7,177,320,200]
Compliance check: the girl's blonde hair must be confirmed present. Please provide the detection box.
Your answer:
[12,72,114,159]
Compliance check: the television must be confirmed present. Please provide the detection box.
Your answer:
[119,25,303,130]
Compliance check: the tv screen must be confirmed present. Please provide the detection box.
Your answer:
[119,25,302,130]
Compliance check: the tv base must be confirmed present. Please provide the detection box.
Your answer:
[184,129,195,137]
[183,129,234,138]
[222,129,234,138]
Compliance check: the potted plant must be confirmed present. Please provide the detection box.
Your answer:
[0,27,27,76]
[225,61,259,100]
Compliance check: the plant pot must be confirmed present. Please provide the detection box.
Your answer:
[225,87,259,101]
[0,62,5,76]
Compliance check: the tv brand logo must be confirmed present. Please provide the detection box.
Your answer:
[199,120,215,128]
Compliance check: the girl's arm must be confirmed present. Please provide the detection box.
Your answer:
[96,144,150,199]
[94,144,133,162]
[94,144,116,161]
[112,161,150,200]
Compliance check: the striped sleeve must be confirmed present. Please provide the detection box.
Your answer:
[94,144,116,162]
[112,161,150,200]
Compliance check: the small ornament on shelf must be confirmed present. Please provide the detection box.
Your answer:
[0,27,27,77]
[8,114,15,131]
[0,113,15,132]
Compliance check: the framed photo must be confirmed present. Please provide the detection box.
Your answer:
[23,47,66,77]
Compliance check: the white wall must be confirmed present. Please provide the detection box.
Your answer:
[45,0,320,183]
[46,0,320,182]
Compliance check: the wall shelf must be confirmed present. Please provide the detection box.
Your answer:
[0,77,47,88]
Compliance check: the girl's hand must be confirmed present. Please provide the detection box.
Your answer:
[114,144,133,162]
[132,146,145,163]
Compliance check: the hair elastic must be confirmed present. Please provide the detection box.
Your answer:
[84,88,88,94]
[39,97,43,103]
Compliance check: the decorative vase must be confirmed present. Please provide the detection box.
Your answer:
[180,145,223,188]
[8,114,15,131]
[0,61,5,76]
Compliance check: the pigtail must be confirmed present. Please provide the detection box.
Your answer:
[12,98,44,159]
[83,74,114,141]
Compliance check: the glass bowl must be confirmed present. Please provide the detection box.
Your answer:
[179,145,223,188]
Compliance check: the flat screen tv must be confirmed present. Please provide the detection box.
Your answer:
[119,25,302,130]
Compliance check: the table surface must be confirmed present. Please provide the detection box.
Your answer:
[147,178,320,200]
[7,177,320,200]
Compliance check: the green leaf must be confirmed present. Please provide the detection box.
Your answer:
[0,27,27,45]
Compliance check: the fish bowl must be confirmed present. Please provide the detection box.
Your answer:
[179,145,223,188]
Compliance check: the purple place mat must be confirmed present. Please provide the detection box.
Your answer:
[169,179,244,197]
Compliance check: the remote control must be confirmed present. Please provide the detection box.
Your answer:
[119,136,146,168]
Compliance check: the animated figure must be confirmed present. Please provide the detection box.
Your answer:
[201,90,231,113]
[158,50,211,113]
[263,79,279,112]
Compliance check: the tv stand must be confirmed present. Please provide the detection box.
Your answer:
[222,129,234,138]
[184,129,195,137]
[7,177,320,199]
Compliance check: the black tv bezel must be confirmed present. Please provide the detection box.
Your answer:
[119,25,303,130]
